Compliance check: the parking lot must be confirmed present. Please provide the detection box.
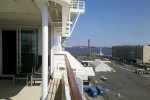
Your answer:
[87,63,150,100]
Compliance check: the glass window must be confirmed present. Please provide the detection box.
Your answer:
[18,29,38,73]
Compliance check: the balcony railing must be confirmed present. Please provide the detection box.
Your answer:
[54,53,89,100]
[71,1,85,11]
[64,54,82,100]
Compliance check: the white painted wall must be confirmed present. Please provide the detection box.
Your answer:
[0,29,2,75]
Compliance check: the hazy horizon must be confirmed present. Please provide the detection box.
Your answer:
[65,44,150,48]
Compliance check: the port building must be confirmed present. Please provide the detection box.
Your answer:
[112,45,150,64]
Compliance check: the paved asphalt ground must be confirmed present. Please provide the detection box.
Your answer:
[89,63,150,100]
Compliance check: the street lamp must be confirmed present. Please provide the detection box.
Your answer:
[130,51,134,65]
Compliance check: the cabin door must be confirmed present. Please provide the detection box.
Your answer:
[18,30,38,74]
[2,29,38,75]
[2,30,17,75]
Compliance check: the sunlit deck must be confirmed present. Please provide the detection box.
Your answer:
[0,79,61,100]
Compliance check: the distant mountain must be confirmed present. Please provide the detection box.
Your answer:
[65,46,112,56]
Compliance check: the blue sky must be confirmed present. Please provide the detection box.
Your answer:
[65,0,150,47]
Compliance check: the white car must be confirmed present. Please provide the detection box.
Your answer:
[100,76,107,81]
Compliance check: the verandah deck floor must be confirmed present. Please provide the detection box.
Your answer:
[0,78,62,100]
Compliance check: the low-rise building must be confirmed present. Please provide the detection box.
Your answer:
[112,45,150,64]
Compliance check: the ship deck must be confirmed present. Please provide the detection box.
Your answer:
[0,78,61,100]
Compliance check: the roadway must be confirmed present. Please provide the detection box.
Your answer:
[89,63,150,100]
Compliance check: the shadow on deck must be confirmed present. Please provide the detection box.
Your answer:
[0,80,27,100]
[0,78,62,100]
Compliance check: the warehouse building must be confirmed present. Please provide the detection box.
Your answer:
[112,45,150,64]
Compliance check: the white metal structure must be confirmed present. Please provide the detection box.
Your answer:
[0,0,89,99]
[42,3,49,99]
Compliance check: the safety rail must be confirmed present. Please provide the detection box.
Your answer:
[71,1,85,10]
[63,71,71,100]
[54,53,89,100]
[64,54,82,100]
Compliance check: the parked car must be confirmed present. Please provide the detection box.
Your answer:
[144,70,150,74]
[100,76,107,81]
[96,85,104,96]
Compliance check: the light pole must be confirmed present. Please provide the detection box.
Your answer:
[88,39,91,60]
[130,51,134,65]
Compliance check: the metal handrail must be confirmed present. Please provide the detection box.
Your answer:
[71,1,85,10]
[64,54,82,100]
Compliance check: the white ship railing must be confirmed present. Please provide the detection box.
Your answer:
[71,1,85,10]
[54,53,89,100]
[63,71,71,100]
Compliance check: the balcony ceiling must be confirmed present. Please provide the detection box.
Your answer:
[0,0,65,35]
[48,1,62,34]
[0,0,41,22]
